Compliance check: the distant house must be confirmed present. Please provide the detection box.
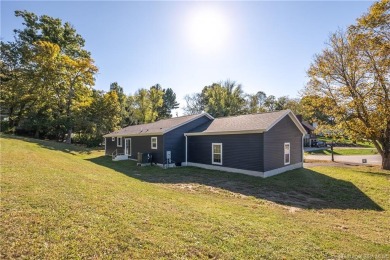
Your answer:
[296,115,317,147]
[104,110,306,178]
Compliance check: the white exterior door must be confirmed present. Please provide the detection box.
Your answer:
[125,138,131,156]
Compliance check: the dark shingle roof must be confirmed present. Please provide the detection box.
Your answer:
[186,110,306,135]
[104,113,212,137]
[301,121,315,131]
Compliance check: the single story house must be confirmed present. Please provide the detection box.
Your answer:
[296,115,317,147]
[104,113,213,164]
[104,110,306,178]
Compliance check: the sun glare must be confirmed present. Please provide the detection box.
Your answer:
[187,8,229,54]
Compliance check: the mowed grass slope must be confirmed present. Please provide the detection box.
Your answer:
[1,135,389,259]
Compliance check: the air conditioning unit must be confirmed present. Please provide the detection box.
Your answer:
[137,152,152,166]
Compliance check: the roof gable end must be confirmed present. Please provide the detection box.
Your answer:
[185,110,306,136]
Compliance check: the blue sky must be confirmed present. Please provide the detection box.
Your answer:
[1,1,373,114]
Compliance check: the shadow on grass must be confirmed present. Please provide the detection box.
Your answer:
[87,155,384,211]
[1,134,98,155]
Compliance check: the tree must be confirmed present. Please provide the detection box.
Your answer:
[183,93,205,115]
[1,11,98,143]
[133,88,152,124]
[73,90,121,146]
[264,95,277,111]
[149,84,164,122]
[14,10,90,58]
[109,82,127,127]
[300,95,335,124]
[246,91,268,113]
[246,94,259,114]
[60,50,97,143]
[203,83,227,117]
[304,0,390,169]
[202,80,246,117]
[1,41,34,131]
[158,88,179,119]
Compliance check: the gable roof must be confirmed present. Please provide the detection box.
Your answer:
[301,120,315,131]
[185,110,306,136]
[103,113,213,137]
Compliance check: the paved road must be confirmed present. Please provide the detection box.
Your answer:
[304,154,381,165]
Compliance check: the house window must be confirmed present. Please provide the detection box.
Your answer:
[284,143,290,165]
[212,143,222,165]
[151,137,157,149]
[117,137,122,147]
[112,137,115,141]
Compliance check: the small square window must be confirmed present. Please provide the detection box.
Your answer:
[112,137,115,141]
[117,137,122,147]
[151,137,157,149]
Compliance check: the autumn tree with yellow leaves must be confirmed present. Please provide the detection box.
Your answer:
[304,0,390,169]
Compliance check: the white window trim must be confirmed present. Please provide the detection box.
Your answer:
[284,142,290,165]
[151,137,158,149]
[117,137,122,147]
[212,143,223,165]
[112,137,115,141]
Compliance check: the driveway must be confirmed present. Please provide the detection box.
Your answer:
[304,154,382,165]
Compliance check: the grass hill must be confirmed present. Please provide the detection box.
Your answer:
[1,135,389,259]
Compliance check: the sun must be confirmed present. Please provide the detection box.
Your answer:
[187,8,229,54]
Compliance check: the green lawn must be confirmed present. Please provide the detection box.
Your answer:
[1,135,389,259]
[306,148,379,155]
[317,137,375,148]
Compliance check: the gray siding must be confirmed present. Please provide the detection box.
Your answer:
[127,135,164,164]
[164,115,212,164]
[105,137,124,155]
[105,135,164,164]
[187,134,264,172]
[263,116,303,171]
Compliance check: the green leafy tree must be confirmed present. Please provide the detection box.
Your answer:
[202,80,246,117]
[149,84,164,121]
[158,88,179,119]
[14,10,90,58]
[264,95,277,111]
[1,41,34,131]
[73,90,120,146]
[109,82,127,127]
[133,88,152,124]
[1,11,98,143]
[58,48,97,143]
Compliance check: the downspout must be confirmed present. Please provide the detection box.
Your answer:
[185,135,188,166]
[302,134,304,165]
[104,137,107,156]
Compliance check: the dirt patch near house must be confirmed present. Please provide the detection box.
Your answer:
[161,182,326,211]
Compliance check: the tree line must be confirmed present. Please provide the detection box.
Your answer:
[0,11,179,146]
[183,79,304,117]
